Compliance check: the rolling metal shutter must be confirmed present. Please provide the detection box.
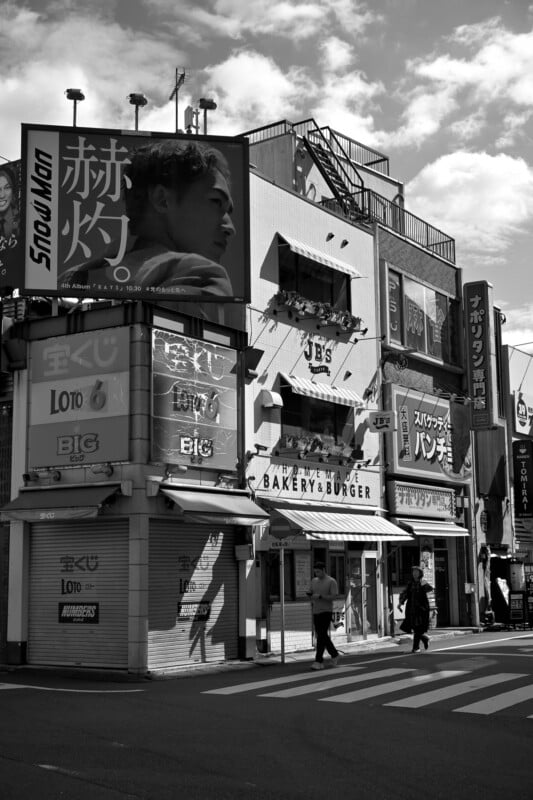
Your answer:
[148,520,238,669]
[28,520,129,668]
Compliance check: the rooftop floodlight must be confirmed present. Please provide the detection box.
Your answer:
[65,88,85,127]
[198,97,217,134]
[128,92,148,130]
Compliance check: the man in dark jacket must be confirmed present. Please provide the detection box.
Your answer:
[398,566,433,653]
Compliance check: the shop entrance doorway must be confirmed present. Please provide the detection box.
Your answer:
[347,552,378,640]
[434,548,450,627]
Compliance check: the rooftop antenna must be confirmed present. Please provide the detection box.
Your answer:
[169,68,187,132]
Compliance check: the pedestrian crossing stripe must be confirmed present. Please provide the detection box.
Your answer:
[386,673,526,708]
[260,668,419,699]
[319,670,467,704]
[203,664,364,695]
[203,667,533,716]
[453,683,533,715]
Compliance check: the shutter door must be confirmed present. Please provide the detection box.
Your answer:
[148,521,238,669]
[28,520,129,668]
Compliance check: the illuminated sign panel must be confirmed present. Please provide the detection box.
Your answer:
[151,329,238,470]
[21,125,249,318]
[28,328,130,468]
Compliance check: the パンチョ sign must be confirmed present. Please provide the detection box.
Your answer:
[387,385,472,482]
[151,328,237,470]
[28,327,130,468]
[21,125,249,324]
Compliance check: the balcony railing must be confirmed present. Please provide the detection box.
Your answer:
[243,118,390,175]
[242,119,455,263]
[322,190,456,263]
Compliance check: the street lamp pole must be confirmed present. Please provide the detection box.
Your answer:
[65,88,85,128]
[128,93,148,131]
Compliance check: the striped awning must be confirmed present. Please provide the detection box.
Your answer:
[272,507,413,542]
[515,519,533,544]
[278,234,362,279]
[281,373,364,407]
[394,518,470,538]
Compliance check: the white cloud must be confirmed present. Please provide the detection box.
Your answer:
[496,110,533,149]
[0,2,186,156]
[378,18,533,151]
[382,86,458,149]
[502,303,533,353]
[144,0,372,43]
[198,50,313,133]
[320,37,355,73]
[407,151,533,263]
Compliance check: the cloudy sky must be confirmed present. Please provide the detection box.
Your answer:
[1,0,533,350]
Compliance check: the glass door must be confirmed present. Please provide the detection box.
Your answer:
[347,552,378,640]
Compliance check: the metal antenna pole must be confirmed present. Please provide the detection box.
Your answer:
[169,69,186,132]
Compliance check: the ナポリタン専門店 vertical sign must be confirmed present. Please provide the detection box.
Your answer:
[463,281,498,430]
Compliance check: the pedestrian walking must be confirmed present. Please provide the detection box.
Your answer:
[307,562,340,670]
[398,566,433,653]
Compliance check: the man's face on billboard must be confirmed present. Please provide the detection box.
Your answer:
[163,169,235,262]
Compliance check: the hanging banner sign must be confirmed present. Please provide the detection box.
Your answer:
[514,392,533,437]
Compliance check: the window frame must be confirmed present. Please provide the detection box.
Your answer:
[386,266,459,366]
[278,246,352,313]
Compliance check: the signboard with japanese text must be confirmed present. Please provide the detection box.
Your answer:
[513,439,533,520]
[28,327,130,468]
[387,481,456,518]
[387,386,472,483]
[0,158,22,289]
[463,281,498,430]
[368,410,397,434]
[21,124,249,318]
[151,328,238,470]
[514,391,533,437]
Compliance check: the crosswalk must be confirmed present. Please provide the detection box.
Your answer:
[203,665,533,718]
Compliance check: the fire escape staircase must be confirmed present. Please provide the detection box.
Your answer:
[302,125,371,224]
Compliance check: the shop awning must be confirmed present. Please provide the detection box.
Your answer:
[272,507,413,542]
[514,520,533,544]
[394,518,470,538]
[278,234,362,279]
[160,487,270,526]
[280,373,364,407]
[0,484,121,523]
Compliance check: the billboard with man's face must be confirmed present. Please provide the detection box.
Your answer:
[21,124,249,324]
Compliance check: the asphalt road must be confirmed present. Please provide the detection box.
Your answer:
[1,631,532,800]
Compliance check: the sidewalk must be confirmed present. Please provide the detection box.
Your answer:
[253,627,482,667]
[1,628,483,681]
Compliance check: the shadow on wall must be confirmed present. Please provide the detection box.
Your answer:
[149,526,238,663]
